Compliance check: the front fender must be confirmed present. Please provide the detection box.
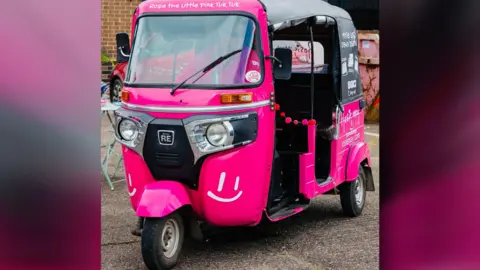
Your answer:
[136,181,191,218]
[109,70,122,84]
[109,63,127,83]
[345,141,371,181]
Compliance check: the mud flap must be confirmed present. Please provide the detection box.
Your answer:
[131,217,144,236]
[363,165,375,191]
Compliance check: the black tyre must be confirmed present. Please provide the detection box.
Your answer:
[339,166,367,217]
[141,213,184,270]
[110,78,123,103]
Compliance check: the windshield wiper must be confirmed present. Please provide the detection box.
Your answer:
[170,49,242,95]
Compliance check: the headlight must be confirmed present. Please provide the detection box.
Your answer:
[118,119,139,141]
[206,123,228,146]
[184,114,256,163]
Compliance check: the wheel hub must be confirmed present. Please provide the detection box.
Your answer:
[354,178,364,207]
[112,83,122,102]
[160,219,180,258]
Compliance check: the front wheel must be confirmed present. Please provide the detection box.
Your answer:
[339,166,367,217]
[141,213,184,270]
[110,78,123,103]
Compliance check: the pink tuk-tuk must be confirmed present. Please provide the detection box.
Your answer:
[113,0,375,269]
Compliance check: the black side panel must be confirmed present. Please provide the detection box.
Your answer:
[279,152,299,194]
[231,113,258,144]
[337,17,362,102]
[267,150,283,210]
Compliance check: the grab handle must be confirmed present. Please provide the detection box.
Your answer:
[359,99,366,110]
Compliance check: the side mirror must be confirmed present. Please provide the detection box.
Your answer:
[273,48,292,80]
[116,32,131,63]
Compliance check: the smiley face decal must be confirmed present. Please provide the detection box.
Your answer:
[127,174,136,197]
[207,172,243,203]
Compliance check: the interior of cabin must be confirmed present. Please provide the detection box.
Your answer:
[268,20,340,208]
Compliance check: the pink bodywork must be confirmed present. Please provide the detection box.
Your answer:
[298,101,369,199]
[121,0,370,227]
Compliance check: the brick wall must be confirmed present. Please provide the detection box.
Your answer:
[101,62,114,82]
[101,0,141,59]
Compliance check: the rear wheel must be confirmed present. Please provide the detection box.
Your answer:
[110,78,123,103]
[339,166,367,217]
[141,213,184,270]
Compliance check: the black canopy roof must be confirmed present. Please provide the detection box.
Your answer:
[261,0,352,25]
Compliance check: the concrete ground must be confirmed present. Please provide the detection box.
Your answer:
[101,116,379,270]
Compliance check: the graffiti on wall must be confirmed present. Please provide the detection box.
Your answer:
[358,30,380,122]
[272,40,327,73]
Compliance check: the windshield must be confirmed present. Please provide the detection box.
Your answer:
[125,15,263,88]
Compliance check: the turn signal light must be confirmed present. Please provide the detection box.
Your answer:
[220,93,253,104]
[120,89,130,102]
